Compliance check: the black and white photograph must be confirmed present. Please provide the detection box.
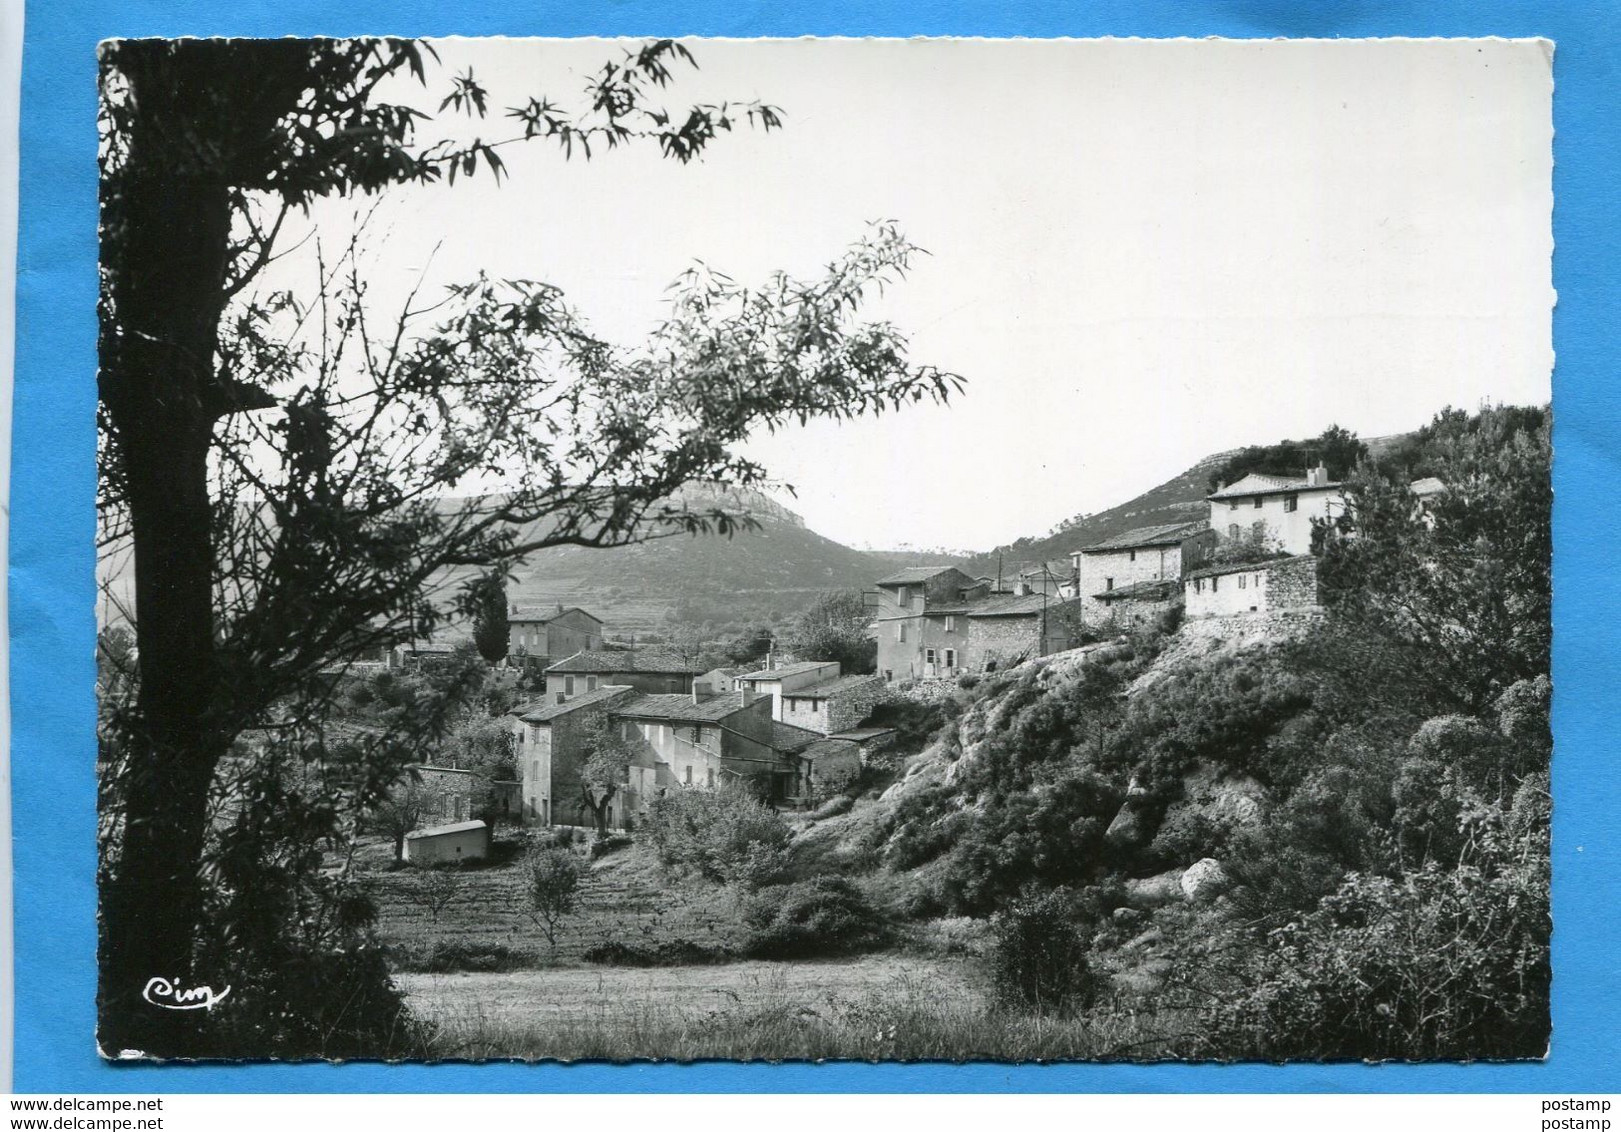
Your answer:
[94,36,1553,1062]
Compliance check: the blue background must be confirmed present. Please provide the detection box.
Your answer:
[13,0,1618,1094]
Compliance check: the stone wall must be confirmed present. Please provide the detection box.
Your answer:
[1268,554,1321,610]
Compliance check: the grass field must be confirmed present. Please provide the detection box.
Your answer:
[361,831,743,969]
[402,955,1188,1061]
[362,831,1190,1061]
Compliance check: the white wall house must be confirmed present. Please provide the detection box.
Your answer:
[403,820,490,864]
[1206,467,1345,556]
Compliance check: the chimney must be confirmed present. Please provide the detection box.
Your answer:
[765,650,775,672]
[1307,464,1328,487]
[556,602,565,615]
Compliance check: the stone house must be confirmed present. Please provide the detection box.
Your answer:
[507,605,605,666]
[410,763,521,825]
[695,666,743,696]
[1070,521,1217,626]
[873,566,1083,682]
[1207,466,1346,556]
[542,648,703,700]
[509,685,639,827]
[735,660,885,735]
[510,682,821,829]
[1184,554,1321,619]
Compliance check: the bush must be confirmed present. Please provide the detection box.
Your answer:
[396,940,530,973]
[986,889,1099,1016]
[582,939,731,967]
[646,783,790,888]
[1194,821,1549,1060]
[741,877,889,959]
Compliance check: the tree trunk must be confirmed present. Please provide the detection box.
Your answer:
[98,106,236,1054]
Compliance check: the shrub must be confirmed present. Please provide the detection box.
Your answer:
[646,783,790,888]
[741,877,889,958]
[581,939,731,967]
[986,889,1098,1016]
[1194,821,1549,1060]
[396,940,530,973]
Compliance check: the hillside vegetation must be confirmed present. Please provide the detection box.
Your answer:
[786,404,1551,1059]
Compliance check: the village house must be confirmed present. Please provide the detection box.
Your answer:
[507,605,605,665]
[1206,465,1346,556]
[733,657,889,738]
[542,648,703,700]
[508,681,828,829]
[509,685,639,827]
[1183,554,1322,619]
[694,666,744,696]
[873,566,1084,682]
[409,763,521,825]
[1069,521,1217,626]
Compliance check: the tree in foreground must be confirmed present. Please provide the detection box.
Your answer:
[96,37,959,1055]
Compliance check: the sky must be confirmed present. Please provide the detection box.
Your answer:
[286,37,1553,552]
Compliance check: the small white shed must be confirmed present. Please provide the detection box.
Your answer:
[403,819,490,865]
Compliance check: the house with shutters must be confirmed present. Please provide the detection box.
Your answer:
[873,566,1084,682]
[1069,521,1217,626]
[1183,554,1322,619]
[542,648,704,700]
[507,605,605,665]
[508,681,832,829]
[1207,466,1346,556]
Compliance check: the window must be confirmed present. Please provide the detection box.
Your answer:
[925,648,937,665]
[1253,520,1266,539]
[693,726,704,745]
[1238,574,1247,589]
[944,615,956,632]
[1229,500,1238,511]
[1212,575,1220,592]
[897,622,908,643]
[1128,549,1136,562]
[1104,577,1114,591]
[516,728,525,746]
[1228,524,1240,540]
[1253,496,1263,508]
[684,765,692,785]
[707,768,715,788]
[586,675,599,691]
[1194,578,1203,593]
[564,675,575,694]
[944,648,957,669]
[1284,493,1299,513]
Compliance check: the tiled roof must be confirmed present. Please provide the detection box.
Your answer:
[508,606,604,625]
[1410,476,1446,496]
[1077,521,1209,554]
[515,685,633,723]
[1185,553,1309,582]
[830,727,896,743]
[770,721,823,755]
[800,737,863,763]
[1207,472,1342,501]
[614,694,750,723]
[736,660,837,682]
[966,593,1057,618]
[875,565,961,586]
[785,674,883,700]
[1092,579,1178,603]
[545,649,703,675]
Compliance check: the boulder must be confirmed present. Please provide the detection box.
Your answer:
[1124,867,1186,908]
[1179,857,1232,903]
[1104,800,1154,850]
